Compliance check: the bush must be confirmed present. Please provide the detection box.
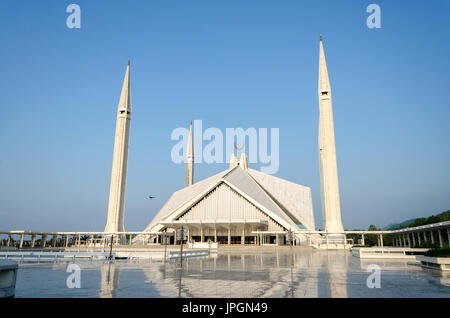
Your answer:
[413,241,440,249]
[424,245,450,257]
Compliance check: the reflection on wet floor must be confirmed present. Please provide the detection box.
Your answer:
[15,248,450,298]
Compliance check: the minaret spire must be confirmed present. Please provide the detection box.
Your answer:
[317,37,344,236]
[105,61,132,236]
[185,121,194,187]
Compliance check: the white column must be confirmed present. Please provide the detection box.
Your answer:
[318,37,344,235]
[417,232,421,245]
[412,232,416,246]
[42,234,47,248]
[19,234,24,249]
[430,231,435,244]
[438,229,444,248]
[185,121,194,187]
[31,234,36,248]
[104,61,132,235]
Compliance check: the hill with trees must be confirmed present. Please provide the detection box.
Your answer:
[385,210,450,230]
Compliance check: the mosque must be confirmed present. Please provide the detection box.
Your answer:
[104,37,344,246]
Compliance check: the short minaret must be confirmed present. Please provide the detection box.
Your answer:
[185,121,194,187]
[239,153,248,170]
[104,61,132,234]
[318,36,344,235]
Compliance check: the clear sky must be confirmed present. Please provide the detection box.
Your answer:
[0,0,449,232]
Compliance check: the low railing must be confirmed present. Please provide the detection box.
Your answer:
[0,251,113,262]
[352,247,429,259]
[167,249,209,260]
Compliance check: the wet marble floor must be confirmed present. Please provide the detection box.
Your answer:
[14,248,450,297]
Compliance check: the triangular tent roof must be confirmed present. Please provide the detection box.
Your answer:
[143,166,315,232]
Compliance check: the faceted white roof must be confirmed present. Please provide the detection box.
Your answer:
[143,165,315,232]
[222,167,297,228]
[248,169,315,230]
[143,169,229,233]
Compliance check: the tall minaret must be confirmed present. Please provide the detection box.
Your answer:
[318,36,344,235]
[185,121,194,187]
[105,61,131,234]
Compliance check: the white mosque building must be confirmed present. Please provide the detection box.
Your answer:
[142,152,315,245]
[105,36,344,246]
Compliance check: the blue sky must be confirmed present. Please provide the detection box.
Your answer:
[0,0,449,231]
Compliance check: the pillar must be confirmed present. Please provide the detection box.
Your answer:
[412,232,416,246]
[417,232,421,245]
[65,235,69,247]
[7,235,11,247]
[42,234,47,248]
[214,228,217,243]
[380,234,384,249]
[129,234,132,245]
[53,235,57,247]
[430,231,435,244]
[77,234,81,247]
[447,229,450,245]
[438,229,444,248]
[228,228,231,245]
[361,234,365,246]
[31,234,36,248]
[19,234,24,249]
[241,227,245,245]
[200,227,204,242]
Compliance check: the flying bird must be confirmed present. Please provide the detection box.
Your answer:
[148,195,156,199]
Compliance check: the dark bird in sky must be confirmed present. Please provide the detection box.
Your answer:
[148,195,156,199]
